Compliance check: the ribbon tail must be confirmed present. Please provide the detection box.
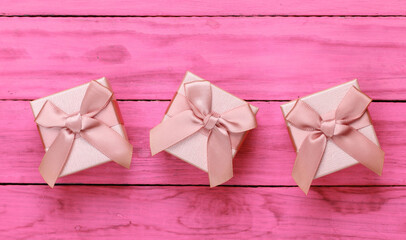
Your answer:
[39,129,75,188]
[150,110,203,155]
[80,117,133,169]
[292,132,327,195]
[332,125,384,176]
[207,127,233,187]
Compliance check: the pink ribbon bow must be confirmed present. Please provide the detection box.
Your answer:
[35,81,133,187]
[286,86,385,194]
[150,80,257,187]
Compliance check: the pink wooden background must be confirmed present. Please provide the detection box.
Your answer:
[1,1,406,239]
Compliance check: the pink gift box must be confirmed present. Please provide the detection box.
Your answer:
[159,72,259,173]
[30,77,129,177]
[280,79,381,179]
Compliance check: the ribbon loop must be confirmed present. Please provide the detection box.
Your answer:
[184,80,212,118]
[286,86,384,194]
[35,101,68,128]
[35,81,133,187]
[150,80,257,187]
[80,81,113,117]
[335,87,372,123]
[286,100,321,131]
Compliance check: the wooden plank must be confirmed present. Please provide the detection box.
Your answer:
[1,17,406,100]
[1,0,406,16]
[0,185,405,239]
[1,100,404,186]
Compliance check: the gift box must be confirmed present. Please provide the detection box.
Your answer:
[281,80,384,194]
[150,72,258,187]
[30,78,133,187]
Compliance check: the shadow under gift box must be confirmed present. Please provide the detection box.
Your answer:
[280,79,381,179]
[30,77,129,177]
[159,72,259,173]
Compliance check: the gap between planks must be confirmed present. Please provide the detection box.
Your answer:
[1,99,406,102]
[0,183,405,188]
[2,15,406,18]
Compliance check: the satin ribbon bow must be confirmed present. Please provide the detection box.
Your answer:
[150,80,257,187]
[286,86,384,194]
[35,81,133,187]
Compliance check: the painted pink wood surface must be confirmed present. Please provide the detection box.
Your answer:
[1,186,405,239]
[1,17,406,100]
[2,0,406,16]
[1,3,406,239]
[1,100,405,186]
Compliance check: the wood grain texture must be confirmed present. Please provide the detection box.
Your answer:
[1,3,406,238]
[0,17,406,100]
[1,100,404,186]
[1,185,405,240]
[1,0,406,16]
